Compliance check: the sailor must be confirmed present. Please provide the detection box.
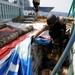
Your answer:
[33,0,40,19]
[33,14,74,45]
[33,14,74,56]
[32,14,74,69]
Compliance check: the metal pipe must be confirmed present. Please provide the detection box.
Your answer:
[51,27,75,75]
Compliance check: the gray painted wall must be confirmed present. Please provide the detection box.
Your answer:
[24,0,30,8]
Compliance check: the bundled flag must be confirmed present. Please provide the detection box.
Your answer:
[0,36,32,75]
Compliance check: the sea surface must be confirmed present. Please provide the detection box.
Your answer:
[23,10,68,17]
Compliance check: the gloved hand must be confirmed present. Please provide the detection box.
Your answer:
[32,36,51,45]
[31,36,34,44]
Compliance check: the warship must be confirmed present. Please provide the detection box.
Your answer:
[0,0,75,75]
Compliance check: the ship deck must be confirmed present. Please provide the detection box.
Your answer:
[0,15,74,75]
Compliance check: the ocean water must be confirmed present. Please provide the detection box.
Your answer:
[23,10,68,17]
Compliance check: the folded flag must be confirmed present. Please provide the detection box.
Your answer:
[33,36,51,45]
[0,36,32,75]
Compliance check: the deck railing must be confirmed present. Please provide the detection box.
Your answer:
[0,0,24,21]
[67,0,75,75]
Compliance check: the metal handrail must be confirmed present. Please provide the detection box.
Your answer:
[0,1,21,7]
[0,0,24,20]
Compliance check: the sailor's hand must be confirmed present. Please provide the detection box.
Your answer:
[31,36,34,44]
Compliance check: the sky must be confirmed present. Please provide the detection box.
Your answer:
[29,0,73,13]
[8,0,14,2]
